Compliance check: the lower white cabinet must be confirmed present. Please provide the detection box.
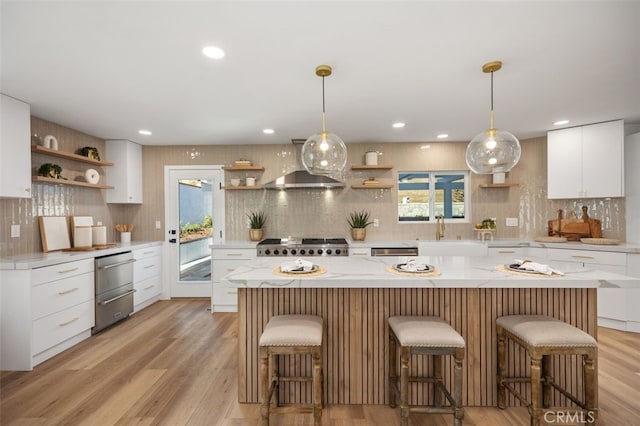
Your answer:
[211,247,255,312]
[1,258,95,370]
[488,246,525,259]
[133,246,162,312]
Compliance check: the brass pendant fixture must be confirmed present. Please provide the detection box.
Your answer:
[466,61,521,174]
[301,65,348,177]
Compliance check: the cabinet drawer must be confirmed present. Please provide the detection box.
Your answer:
[134,275,161,306]
[349,248,371,257]
[212,285,238,307]
[32,300,94,355]
[211,248,255,260]
[546,249,626,266]
[134,255,161,282]
[212,259,247,280]
[31,259,94,286]
[32,272,94,320]
[488,247,525,258]
[133,246,162,260]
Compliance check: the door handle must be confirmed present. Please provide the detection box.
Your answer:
[169,238,177,243]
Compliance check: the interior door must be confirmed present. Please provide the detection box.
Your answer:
[165,166,224,298]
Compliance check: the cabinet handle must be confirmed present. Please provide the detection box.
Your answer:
[227,268,236,272]
[227,290,238,295]
[144,264,155,269]
[58,287,79,295]
[351,253,368,256]
[143,251,155,255]
[144,284,155,290]
[57,267,79,274]
[498,250,516,253]
[58,317,79,327]
[571,255,595,260]
[226,253,243,257]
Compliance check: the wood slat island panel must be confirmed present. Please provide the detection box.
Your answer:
[238,288,597,407]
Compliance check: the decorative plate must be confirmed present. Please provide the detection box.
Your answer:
[280,264,320,274]
[393,263,434,273]
[505,263,545,275]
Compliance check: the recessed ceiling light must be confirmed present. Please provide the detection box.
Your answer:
[553,120,570,126]
[138,129,152,136]
[202,45,225,59]
[392,122,405,128]
[437,133,449,139]
[263,128,275,134]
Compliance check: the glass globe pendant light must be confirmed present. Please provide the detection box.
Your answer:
[466,61,521,174]
[302,65,348,177]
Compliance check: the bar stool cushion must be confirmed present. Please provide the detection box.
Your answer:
[389,316,465,348]
[259,314,323,346]
[496,315,597,348]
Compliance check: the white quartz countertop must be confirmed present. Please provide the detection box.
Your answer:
[222,255,640,289]
[210,241,257,249]
[0,241,163,270]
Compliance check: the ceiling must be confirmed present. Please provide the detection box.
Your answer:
[2,1,640,146]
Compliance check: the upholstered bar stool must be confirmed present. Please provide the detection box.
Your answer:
[259,314,324,426]
[388,316,465,426]
[496,315,598,426]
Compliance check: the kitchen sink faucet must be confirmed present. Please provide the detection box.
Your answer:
[436,215,445,240]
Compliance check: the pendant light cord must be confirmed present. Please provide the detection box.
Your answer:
[321,76,327,132]
[489,70,495,130]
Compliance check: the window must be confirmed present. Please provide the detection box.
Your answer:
[397,171,469,223]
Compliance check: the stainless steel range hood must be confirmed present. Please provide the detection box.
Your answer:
[262,139,345,189]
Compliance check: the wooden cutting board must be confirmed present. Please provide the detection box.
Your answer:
[38,216,71,252]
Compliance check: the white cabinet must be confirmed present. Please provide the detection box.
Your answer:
[0,94,31,198]
[547,120,624,199]
[419,241,488,257]
[625,132,640,244]
[105,139,143,203]
[1,258,94,370]
[133,246,162,311]
[348,247,371,257]
[211,247,255,312]
[488,247,525,259]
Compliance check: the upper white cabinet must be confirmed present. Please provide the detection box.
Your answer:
[0,94,31,198]
[105,139,143,203]
[547,120,624,199]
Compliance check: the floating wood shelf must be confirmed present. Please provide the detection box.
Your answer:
[479,183,519,188]
[32,145,114,166]
[222,186,263,190]
[222,166,265,171]
[351,165,393,170]
[351,184,393,189]
[32,176,114,189]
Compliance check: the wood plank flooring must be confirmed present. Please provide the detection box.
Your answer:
[2,299,639,425]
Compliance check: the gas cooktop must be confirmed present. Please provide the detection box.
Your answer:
[256,238,348,256]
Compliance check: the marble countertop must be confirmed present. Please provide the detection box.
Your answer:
[222,255,640,289]
[0,241,162,270]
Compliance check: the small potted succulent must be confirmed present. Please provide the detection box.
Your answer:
[247,211,267,241]
[347,209,373,241]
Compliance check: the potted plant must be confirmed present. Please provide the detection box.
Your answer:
[247,211,266,241]
[347,209,373,241]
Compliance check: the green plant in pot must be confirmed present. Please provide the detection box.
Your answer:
[38,163,63,179]
[347,210,373,241]
[247,211,266,241]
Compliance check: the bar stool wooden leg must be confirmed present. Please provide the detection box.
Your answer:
[400,346,410,426]
[542,355,552,408]
[434,355,443,407]
[313,349,322,426]
[497,327,507,409]
[389,331,397,408]
[454,349,464,426]
[260,347,270,426]
[530,356,542,426]
[584,351,598,419]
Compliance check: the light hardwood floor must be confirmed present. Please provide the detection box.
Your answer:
[2,299,639,425]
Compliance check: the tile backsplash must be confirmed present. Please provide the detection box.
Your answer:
[0,117,626,258]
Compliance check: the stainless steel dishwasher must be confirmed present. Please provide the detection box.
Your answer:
[93,251,135,334]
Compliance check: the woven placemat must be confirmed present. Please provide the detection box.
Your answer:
[272,266,327,277]
[385,265,442,277]
[495,264,561,278]
[580,238,621,245]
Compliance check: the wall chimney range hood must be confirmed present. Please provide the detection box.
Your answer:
[261,139,345,189]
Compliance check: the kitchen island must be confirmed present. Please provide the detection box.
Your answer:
[222,255,640,407]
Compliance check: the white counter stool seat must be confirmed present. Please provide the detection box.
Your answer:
[259,314,324,426]
[388,316,465,426]
[496,315,598,426]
